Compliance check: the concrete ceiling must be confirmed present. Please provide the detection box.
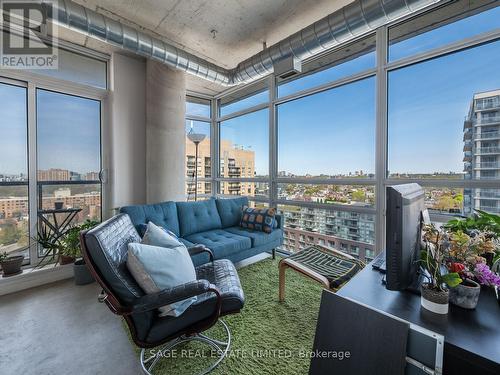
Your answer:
[74,0,352,68]
[62,0,353,94]
[46,0,355,94]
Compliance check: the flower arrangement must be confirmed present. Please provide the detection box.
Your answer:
[420,224,463,292]
[420,218,500,312]
[442,224,500,289]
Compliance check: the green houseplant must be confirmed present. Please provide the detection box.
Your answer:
[420,224,462,314]
[62,220,99,285]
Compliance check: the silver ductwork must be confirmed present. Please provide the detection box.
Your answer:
[43,0,445,86]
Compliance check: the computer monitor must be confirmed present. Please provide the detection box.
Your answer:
[385,183,425,291]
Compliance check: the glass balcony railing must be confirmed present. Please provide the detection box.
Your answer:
[479,206,500,214]
[475,99,500,110]
[477,191,500,199]
[476,147,500,154]
[475,132,500,140]
[475,116,500,124]
[475,162,500,169]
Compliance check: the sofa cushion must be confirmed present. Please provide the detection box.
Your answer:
[184,229,251,259]
[224,226,283,247]
[176,199,222,237]
[120,201,180,237]
[215,197,249,228]
[240,206,276,233]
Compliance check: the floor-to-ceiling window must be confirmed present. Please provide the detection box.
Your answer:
[0,45,107,267]
[386,2,500,220]
[210,0,500,261]
[0,81,29,261]
[185,96,212,200]
[36,90,102,219]
[217,81,270,208]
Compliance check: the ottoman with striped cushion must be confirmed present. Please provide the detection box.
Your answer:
[279,245,365,301]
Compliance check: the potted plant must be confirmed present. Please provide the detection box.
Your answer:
[34,224,65,268]
[444,223,500,309]
[445,209,500,267]
[0,251,24,277]
[61,220,99,285]
[420,224,462,314]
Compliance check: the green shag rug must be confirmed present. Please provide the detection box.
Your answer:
[126,258,325,374]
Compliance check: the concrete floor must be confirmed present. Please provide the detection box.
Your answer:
[0,279,141,375]
[0,253,270,375]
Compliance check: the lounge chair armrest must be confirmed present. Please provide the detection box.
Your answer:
[129,279,217,314]
[188,244,214,262]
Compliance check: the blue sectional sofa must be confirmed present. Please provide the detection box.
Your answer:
[120,197,283,266]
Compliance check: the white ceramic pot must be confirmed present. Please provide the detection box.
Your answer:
[421,284,449,314]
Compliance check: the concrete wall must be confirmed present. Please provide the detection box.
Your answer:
[146,60,186,203]
[109,53,147,212]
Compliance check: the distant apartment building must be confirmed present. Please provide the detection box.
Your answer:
[85,172,100,181]
[37,168,71,181]
[185,137,255,197]
[463,90,500,215]
[281,207,376,261]
[0,188,100,221]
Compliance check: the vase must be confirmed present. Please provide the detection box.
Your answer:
[421,283,449,314]
[449,279,480,309]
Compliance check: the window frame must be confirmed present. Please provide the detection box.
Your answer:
[185,93,214,201]
[0,43,108,268]
[208,2,500,257]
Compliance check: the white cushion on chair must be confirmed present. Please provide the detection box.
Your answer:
[127,242,197,317]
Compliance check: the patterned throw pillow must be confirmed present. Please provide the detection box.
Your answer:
[240,206,276,233]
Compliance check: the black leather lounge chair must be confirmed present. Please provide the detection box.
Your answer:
[79,213,245,374]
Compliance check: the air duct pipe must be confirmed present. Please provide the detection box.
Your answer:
[44,0,445,86]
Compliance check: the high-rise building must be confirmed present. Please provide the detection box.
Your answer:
[185,137,255,197]
[463,90,500,215]
[281,206,375,261]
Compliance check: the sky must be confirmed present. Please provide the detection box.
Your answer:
[36,90,101,174]
[209,6,500,177]
[0,84,27,175]
[0,88,101,176]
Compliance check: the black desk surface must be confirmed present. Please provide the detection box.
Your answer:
[338,264,500,372]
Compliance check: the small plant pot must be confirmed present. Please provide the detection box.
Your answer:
[59,255,76,265]
[421,283,449,314]
[73,259,94,285]
[1,256,24,277]
[449,279,480,309]
[54,201,64,210]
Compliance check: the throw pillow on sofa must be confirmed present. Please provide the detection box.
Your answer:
[127,242,197,317]
[240,206,276,233]
[142,221,183,248]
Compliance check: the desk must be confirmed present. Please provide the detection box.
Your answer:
[338,264,500,374]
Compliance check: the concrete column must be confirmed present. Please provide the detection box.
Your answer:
[146,60,186,203]
[109,53,147,211]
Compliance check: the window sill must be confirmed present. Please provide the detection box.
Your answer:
[0,263,74,297]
